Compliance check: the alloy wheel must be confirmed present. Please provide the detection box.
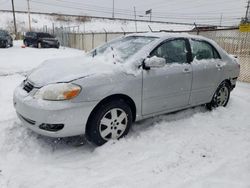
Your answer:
[215,85,229,106]
[99,108,128,140]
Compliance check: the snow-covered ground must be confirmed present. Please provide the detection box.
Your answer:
[0,41,84,76]
[0,11,194,33]
[0,41,250,188]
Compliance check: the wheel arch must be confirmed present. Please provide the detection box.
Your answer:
[85,94,137,133]
[224,79,232,87]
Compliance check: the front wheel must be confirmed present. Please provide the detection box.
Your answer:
[206,82,231,110]
[24,40,28,47]
[86,99,132,146]
[2,41,7,48]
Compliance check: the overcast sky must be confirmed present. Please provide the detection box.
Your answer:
[0,0,248,26]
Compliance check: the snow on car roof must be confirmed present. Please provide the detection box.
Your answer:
[127,32,208,41]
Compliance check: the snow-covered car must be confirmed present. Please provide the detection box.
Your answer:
[13,33,240,146]
[0,30,13,48]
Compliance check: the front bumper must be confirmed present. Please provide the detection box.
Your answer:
[13,85,98,137]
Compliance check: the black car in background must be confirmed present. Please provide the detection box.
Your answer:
[23,32,60,48]
[0,30,13,48]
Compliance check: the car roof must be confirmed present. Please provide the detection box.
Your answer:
[37,32,51,34]
[26,32,50,34]
[127,32,208,41]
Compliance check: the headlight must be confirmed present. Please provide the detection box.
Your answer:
[34,83,81,101]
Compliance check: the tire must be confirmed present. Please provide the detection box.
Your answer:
[86,99,132,146]
[2,41,7,48]
[206,81,231,110]
[24,40,28,47]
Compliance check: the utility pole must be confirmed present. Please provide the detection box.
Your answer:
[11,0,17,35]
[27,0,32,31]
[219,13,223,26]
[245,0,250,22]
[112,0,114,19]
[134,6,137,32]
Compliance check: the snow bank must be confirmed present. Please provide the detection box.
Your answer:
[1,75,250,188]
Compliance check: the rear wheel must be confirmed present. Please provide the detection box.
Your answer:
[86,99,132,146]
[206,81,231,110]
[37,42,42,48]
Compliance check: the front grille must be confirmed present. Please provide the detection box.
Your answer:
[23,81,34,93]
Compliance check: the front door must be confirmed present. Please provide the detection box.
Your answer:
[142,38,193,115]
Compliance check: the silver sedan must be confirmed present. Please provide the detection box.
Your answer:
[13,33,240,146]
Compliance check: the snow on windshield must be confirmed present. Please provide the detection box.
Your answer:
[92,36,157,61]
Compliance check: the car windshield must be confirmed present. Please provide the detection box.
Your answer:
[90,36,157,61]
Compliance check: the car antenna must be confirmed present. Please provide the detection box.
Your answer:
[148,25,153,32]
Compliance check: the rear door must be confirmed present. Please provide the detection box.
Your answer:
[189,39,223,105]
[142,38,193,115]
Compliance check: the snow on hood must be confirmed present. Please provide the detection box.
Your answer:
[27,51,139,87]
[28,54,118,87]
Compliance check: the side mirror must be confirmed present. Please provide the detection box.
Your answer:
[144,56,166,69]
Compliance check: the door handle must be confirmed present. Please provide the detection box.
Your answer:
[183,68,191,73]
[216,64,222,70]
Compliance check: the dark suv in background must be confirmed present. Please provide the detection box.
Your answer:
[23,32,60,48]
[0,30,13,48]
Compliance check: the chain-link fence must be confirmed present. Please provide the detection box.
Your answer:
[54,28,134,52]
[54,28,250,83]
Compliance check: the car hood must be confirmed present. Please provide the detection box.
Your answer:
[28,55,119,87]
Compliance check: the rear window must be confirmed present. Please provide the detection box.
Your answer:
[190,39,221,60]
[37,33,53,38]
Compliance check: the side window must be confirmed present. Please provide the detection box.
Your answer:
[27,32,36,38]
[191,40,220,60]
[151,39,187,64]
[213,47,220,59]
[32,33,37,38]
[44,33,52,38]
